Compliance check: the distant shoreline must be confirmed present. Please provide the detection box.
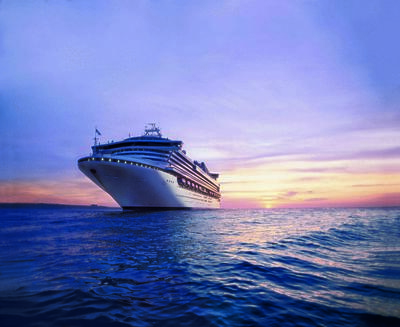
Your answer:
[0,203,118,209]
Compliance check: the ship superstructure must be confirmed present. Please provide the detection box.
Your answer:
[78,124,221,209]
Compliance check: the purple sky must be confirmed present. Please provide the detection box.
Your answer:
[1,0,399,207]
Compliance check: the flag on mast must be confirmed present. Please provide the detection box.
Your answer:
[95,128,102,136]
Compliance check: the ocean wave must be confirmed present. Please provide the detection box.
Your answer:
[1,206,400,326]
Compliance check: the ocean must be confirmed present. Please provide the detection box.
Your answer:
[0,205,399,326]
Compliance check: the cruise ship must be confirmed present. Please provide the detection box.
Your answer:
[78,124,221,209]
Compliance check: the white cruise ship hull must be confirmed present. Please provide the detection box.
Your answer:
[78,159,220,209]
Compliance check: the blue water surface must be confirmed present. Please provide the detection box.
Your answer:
[0,205,399,326]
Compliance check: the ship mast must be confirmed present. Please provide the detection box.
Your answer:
[94,127,101,145]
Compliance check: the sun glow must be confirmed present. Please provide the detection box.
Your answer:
[263,202,274,209]
[220,157,400,208]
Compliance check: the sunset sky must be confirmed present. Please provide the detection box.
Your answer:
[1,0,399,208]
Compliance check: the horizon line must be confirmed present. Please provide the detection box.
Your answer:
[1,202,399,210]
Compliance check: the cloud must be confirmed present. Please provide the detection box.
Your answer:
[291,167,349,174]
[352,147,400,159]
[284,191,298,198]
[351,183,399,188]
[304,198,329,202]
[276,193,400,208]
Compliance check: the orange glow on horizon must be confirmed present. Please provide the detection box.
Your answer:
[1,176,399,209]
[0,179,117,207]
[219,156,400,208]
[1,157,400,209]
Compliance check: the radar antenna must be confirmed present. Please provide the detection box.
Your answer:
[144,123,162,137]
